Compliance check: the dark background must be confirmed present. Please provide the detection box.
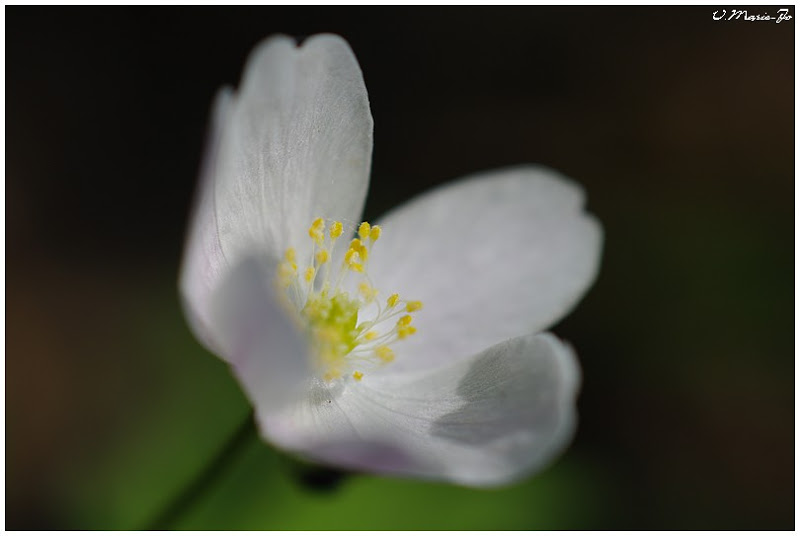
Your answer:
[7,6,794,530]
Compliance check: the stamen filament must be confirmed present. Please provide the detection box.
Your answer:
[277,219,420,383]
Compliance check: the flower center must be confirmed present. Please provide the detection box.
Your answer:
[276,218,422,383]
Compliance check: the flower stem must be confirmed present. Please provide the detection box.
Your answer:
[143,411,256,530]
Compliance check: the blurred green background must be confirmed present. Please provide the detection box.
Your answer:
[6,6,794,530]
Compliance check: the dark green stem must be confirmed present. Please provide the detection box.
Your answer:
[143,411,256,530]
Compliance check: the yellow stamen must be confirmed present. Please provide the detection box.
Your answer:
[405,300,423,312]
[358,222,371,240]
[278,218,422,383]
[330,221,343,239]
[369,225,382,241]
[397,325,417,339]
[359,282,378,302]
[375,346,395,363]
[315,249,330,265]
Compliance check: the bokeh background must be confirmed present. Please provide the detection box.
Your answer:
[6,6,794,530]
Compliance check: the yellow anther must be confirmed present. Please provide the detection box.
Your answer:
[285,248,297,263]
[375,346,395,363]
[315,249,330,265]
[358,281,373,295]
[304,267,315,283]
[344,243,366,272]
[308,218,325,245]
[397,325,417,340]
[309,230,323,245]
[359,282,378,302]
[405,300,423,312]
[369,225,382,241]
[358,222,371,240]
[364,330,379,341]
[330,221,343,239]
[398,315,413,327]
[353,371,364,381]
[358,244,369,262]
[387,293,400,308]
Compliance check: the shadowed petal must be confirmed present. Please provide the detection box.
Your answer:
[261,332,580,487]
[210,256,311,409]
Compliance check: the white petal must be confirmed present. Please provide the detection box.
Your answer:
[369,165,602,373]
[209,256,311,409]
[180,34,373,354]
[179,88,234,353]
[217,34,373,265]
[260,332,580,487]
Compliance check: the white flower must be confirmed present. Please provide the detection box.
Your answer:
[180,34,602,487]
